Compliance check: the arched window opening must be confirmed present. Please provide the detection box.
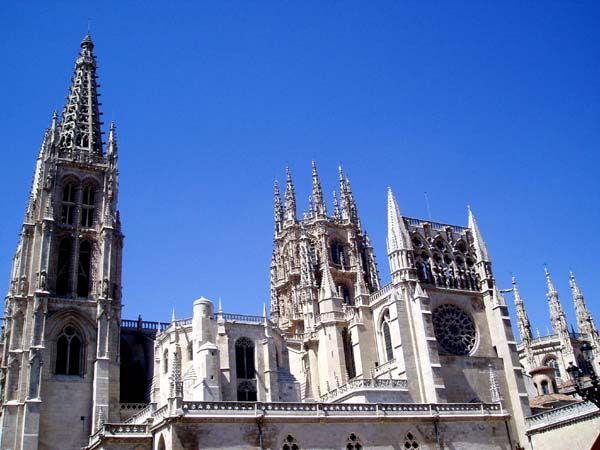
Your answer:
[77,241,92,297]
[187,343,193,361]
[61,183,77,225]
[55,325,83,376]
[56,238,73,296]
[11,312,24,350]
[404,432,420,449]
[545,357,561,379]
[383,321,393,362]
[282,435,299,450]
[236,380,257,401]
[235,337,255,379]
[163,349,169,374]
[346,433,363,450]
[541,380,549,395]
[339,285,352,305]
[331,241,345,266]
[80,185,96,228]
[342,327,356,380]
[533,382,539,395]
[157,435,166,450]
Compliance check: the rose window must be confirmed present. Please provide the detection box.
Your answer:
[432,304,477,355]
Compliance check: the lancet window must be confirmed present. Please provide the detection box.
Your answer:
[342,327,356,379]
[61,183,77,225]
[55,325,83,376]
[163,349,169,374]
[381,310,394,362]
[56,238,73,296]
[235,337,255,379]
[80,185,96,227]
[77,241,92,297]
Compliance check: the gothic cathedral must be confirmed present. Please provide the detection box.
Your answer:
[0,35,597,450]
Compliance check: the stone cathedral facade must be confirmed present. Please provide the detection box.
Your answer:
[1,35,596,450]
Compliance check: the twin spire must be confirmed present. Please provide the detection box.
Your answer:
[513,268,598,346]
[273,162,361,229]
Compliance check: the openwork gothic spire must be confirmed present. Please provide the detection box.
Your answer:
[57,34,104,159]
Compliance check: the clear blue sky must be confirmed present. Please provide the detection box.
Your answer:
[0,1,599,336]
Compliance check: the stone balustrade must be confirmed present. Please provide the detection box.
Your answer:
[369,283,393,305]
[371,358,397,377]
[180,400,505,418]
[525,401,599,433]
[124,403,155,424]
[320,378,408,402]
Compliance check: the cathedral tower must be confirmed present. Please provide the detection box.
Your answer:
[0,35,123,450]
[569,272,600,373]
[270,164,380,399]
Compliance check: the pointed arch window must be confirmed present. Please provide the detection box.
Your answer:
[163,349,169,374]
[56,238,73,296]
[55,325,83,376]
[77,241,92,297]
[237,380,257,401]
[331,241,345,266]
[235,337,255,379]
[342,327,356,379]
[61,183,77,225]
[80,185,96,227]
[383,321,393,362]
[187,342,193,361]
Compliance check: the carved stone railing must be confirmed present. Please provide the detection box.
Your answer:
[121,319,169,332]
[525,401,599,432]
[320,378,408,402]
[180,400,505,418]
[214,312,270,324]
[316,311,346,324]
[88,423,150,446]
[405,217,467,234]
[369,283,393,305]
[152,404,168,421]
[123,403,155,424]
[371,359,397,377]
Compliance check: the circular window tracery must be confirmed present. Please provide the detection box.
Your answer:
[432,304,477,355]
